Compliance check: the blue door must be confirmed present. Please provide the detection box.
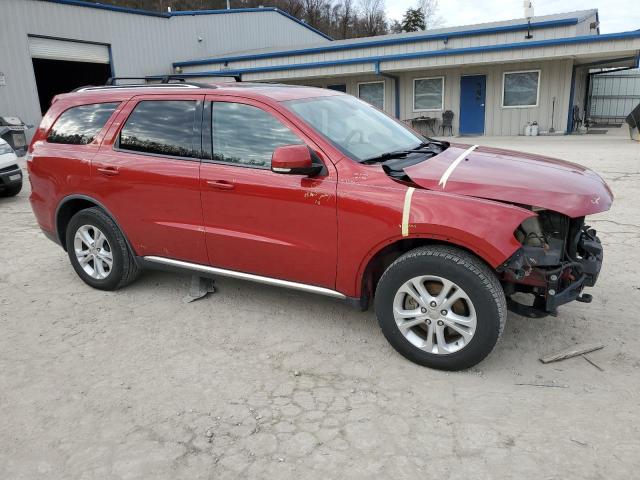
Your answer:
[459,75,486,135]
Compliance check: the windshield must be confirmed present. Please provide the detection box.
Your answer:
[283,95,425,162]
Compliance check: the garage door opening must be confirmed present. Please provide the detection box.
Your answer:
[28,36,112,114]
[32,58,111,114]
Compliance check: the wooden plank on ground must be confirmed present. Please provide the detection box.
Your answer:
[539,343,604,364]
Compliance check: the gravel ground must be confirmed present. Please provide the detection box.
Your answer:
[1,131,639,479]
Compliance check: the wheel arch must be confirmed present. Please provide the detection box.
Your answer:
[356,232,513,304]
[55,195,135,255]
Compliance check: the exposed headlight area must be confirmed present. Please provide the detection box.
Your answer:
[501,209,603,317]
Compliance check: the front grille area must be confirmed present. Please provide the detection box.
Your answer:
[0,164,19,174]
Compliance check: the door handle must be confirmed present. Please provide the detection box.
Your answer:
[96,166,119,176]
[206,180,235,191]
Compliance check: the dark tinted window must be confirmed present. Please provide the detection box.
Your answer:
[119,100,198,158]
[48,102,119,145]
[212,102,302,169]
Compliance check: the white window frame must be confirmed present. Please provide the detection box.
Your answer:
[501,69,541,109]
[412,76,445,112]
[357,81,385,110]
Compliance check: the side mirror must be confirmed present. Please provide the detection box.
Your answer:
[271,144,322,176]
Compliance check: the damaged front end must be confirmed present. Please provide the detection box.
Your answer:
[499,210,603,318]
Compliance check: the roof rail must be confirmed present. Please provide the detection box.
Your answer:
[105,74,242,85]
[72,74,242,93]
[151,73,243,83]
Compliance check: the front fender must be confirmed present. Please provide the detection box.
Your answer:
[408,189,535,266]
[337,185,535,298]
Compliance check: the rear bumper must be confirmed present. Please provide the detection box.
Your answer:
[0,164,22,188]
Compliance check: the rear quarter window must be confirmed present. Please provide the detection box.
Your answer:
[47,102,119,145]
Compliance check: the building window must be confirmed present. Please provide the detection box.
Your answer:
[502,70,540,108]
[48,102,119,145]
[119,100,198,158]
[327,84,347,93]
[211,102,303,169]
[413,77,444,111]
[358,81,384,110]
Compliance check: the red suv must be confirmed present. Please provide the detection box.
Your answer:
[27,80,612,370]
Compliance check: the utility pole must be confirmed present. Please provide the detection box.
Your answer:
[524,1,534,39]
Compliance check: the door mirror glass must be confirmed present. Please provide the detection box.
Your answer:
[271,144,321,176]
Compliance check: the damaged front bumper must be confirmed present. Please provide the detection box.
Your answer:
[500,221,603,318]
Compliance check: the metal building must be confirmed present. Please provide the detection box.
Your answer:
[0,0,330,129]
[175,9,640,136]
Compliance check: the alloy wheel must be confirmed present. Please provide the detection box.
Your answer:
[73,224,113,280]
[392,275,477,354]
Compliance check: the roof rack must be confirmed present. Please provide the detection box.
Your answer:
[106,74,242,85]
[73,73,242,93]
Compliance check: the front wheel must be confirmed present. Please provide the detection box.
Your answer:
[374,246,506,370]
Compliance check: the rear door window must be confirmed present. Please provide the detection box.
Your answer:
[119,100,199,158]
[48,102,119,145]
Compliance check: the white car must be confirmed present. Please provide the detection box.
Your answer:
[0,137,22,197]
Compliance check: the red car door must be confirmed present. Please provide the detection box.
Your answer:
[200,96,338,288]
[91,94,208,264]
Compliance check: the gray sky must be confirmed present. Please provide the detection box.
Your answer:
[386,1,640,34]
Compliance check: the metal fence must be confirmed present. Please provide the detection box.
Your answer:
[588,69,640,125]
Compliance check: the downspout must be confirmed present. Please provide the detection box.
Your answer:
[375,61,400,119]
[566,64,577,134]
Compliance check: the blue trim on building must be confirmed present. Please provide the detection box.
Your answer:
[176,30,640,78]
[41,1,333,41]
[173,18,580,68]
[43,0,168,17]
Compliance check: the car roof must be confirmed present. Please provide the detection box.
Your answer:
[55,82,342,105]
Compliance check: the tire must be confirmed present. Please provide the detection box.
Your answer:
[0,182,22,197]
[65,207,140,290]
[374,245,506,370]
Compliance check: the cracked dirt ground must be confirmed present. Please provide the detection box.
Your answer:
[1,133,639,479]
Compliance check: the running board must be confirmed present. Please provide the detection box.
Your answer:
[143,256,347,300]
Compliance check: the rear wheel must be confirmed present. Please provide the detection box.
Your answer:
[65,207,140,290]
[0,183,22,197]
[374,245,506,370]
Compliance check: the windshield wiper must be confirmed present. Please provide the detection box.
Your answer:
[360,143,435,164]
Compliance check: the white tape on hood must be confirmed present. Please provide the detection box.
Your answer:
[438,144,479,189]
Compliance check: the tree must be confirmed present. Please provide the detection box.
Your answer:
[389,19,402,34]
[416,0,443,29]
[400,7,425,32]
[83,0,395,39]
[358,0,388,36]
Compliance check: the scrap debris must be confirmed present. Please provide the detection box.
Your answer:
[539,343,604,364]
[184,275,216,303]
[515,382,568,388]
[582,355,605,371]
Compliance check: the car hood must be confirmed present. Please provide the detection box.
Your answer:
[404,143,613,217]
